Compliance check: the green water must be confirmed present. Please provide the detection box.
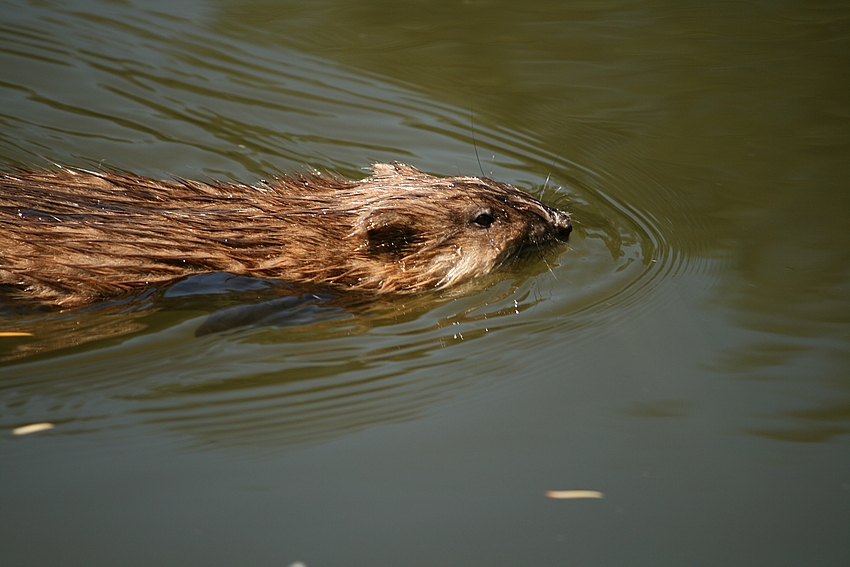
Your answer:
[1,1,848,565]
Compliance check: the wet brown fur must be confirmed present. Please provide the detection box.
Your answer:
[0,162,571,307]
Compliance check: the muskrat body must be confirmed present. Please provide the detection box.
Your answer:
[0,162,571,307]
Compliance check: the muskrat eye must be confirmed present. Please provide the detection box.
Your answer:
[473,212,495,228]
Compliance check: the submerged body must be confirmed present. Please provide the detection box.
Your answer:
[0,162,571,306]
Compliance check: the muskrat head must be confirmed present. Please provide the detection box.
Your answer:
[348,163,572,292]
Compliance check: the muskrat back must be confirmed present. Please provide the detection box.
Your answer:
[1,162,571,306]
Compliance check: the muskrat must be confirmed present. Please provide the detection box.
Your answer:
[0,162,571,307]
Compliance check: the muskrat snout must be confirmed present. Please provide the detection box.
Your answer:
[551,209,573,239]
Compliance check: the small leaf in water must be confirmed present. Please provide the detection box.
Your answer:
[13,423,55,435]
[545,490,604,499]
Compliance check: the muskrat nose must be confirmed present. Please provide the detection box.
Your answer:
[552,209,572,239]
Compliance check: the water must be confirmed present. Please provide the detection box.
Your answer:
[1,1,848,565]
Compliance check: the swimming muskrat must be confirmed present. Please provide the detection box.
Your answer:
[0,162,571,307]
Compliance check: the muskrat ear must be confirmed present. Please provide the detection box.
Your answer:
[360,210,423,257]
[369,162,424,179]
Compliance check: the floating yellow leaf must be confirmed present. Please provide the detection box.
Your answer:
[545,490,604,499]
[13,423,55,435]
[0,331,34,337]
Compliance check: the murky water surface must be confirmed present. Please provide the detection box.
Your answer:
[1,1,848,565]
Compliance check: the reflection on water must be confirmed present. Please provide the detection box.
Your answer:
[2,279,564,449]
[703,141,850,442]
